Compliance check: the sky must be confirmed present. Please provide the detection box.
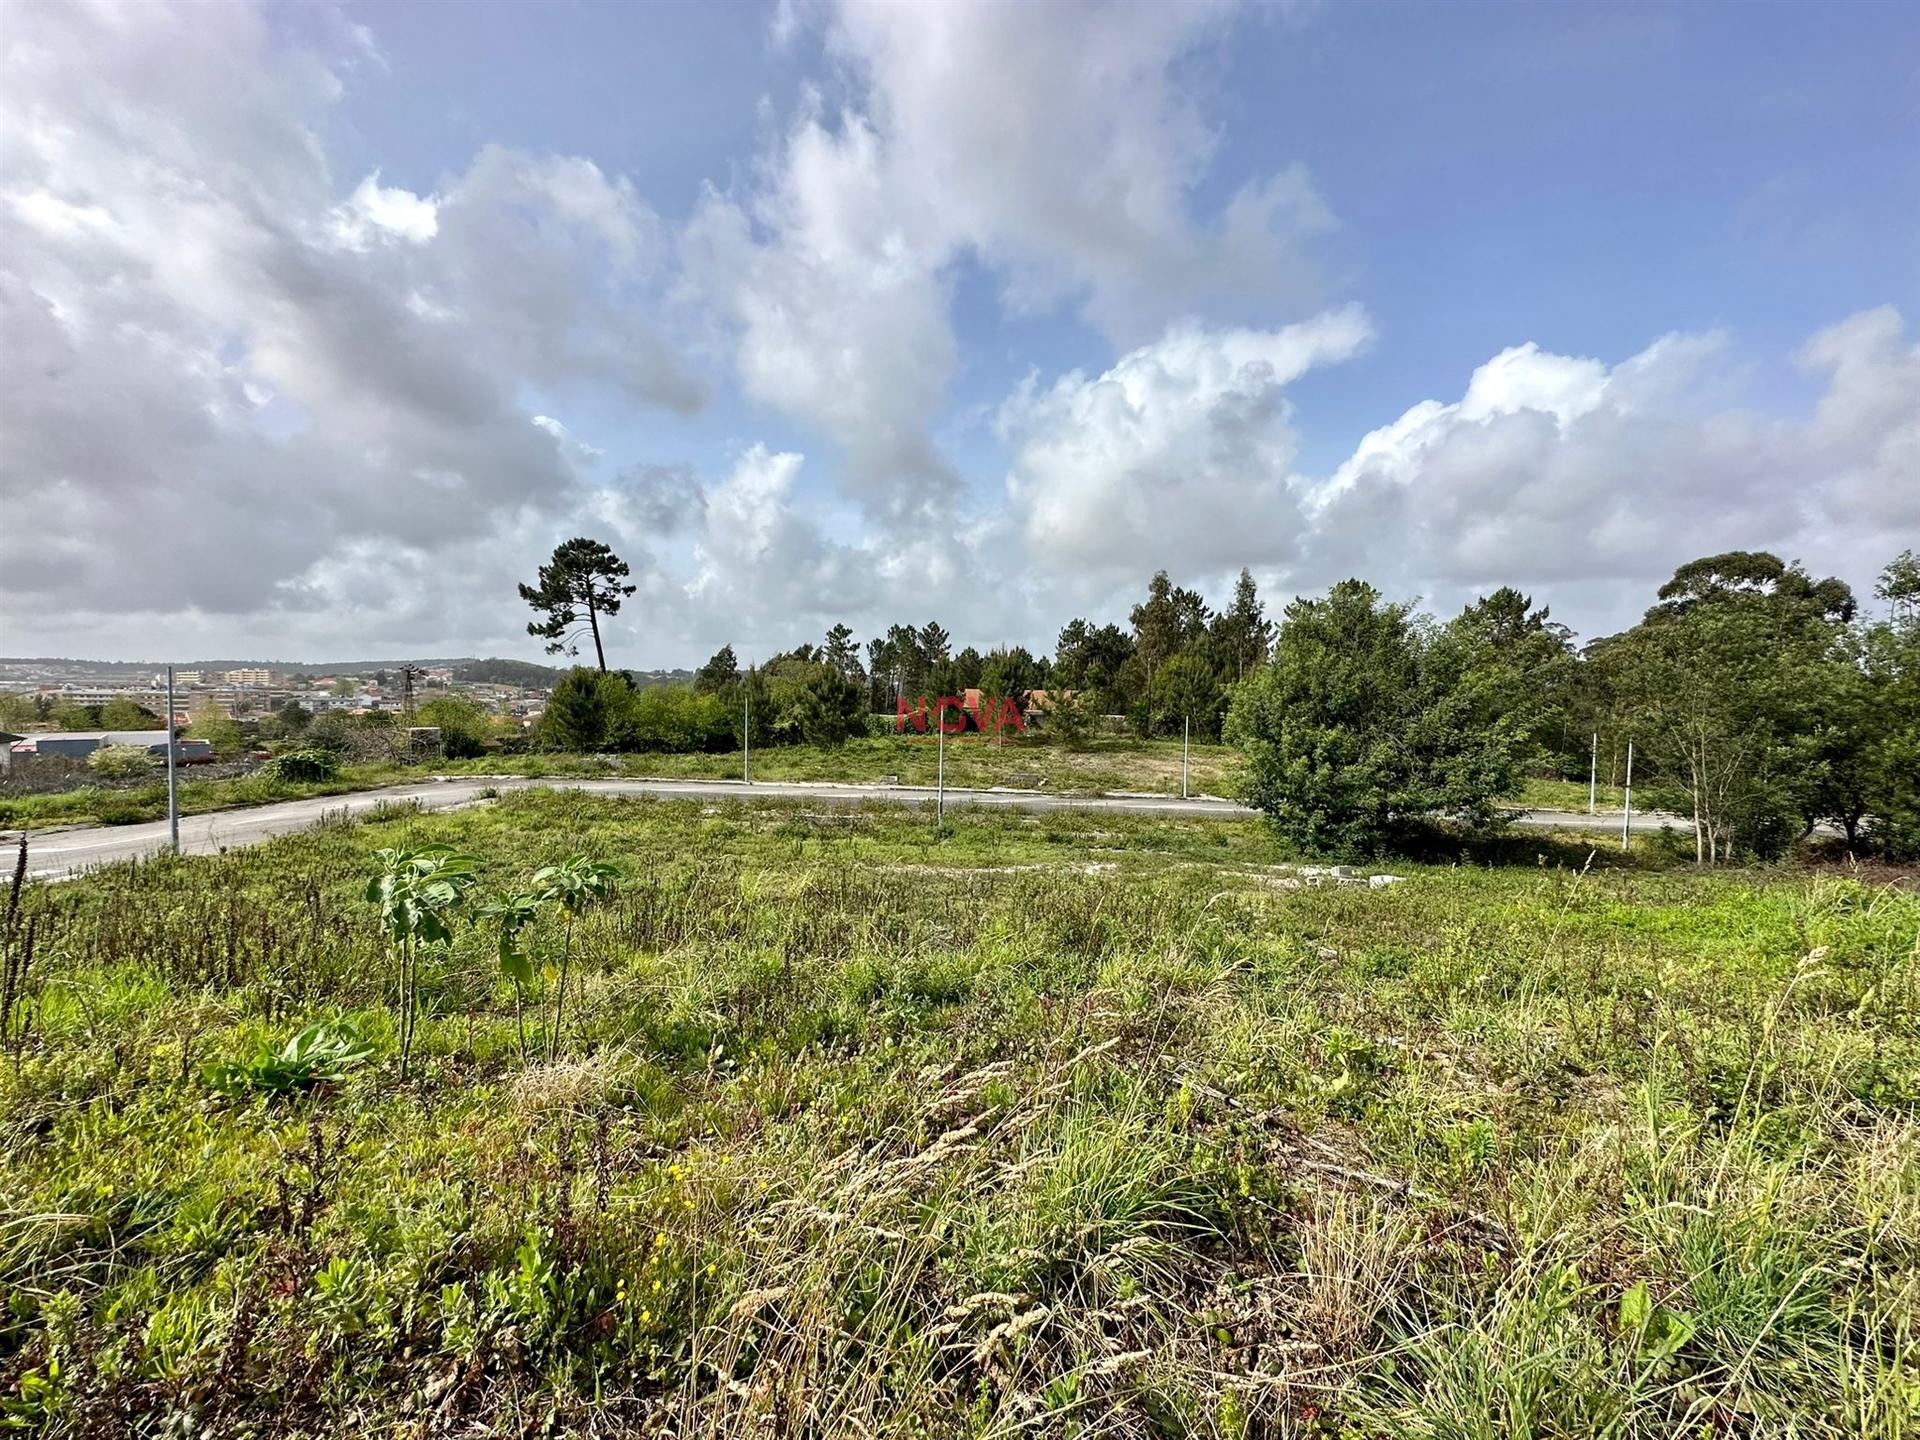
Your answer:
[3,0,1916,667]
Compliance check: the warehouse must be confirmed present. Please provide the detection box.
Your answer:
[5,731,215,762]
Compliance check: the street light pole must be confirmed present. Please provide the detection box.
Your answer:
[165,665,179,853]
[1621,740,1634,852]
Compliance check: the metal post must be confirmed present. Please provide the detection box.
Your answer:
[165,665,179,852]
[742,671,751,785]
[1589,732,1598,814]
[1182,715,1190,800]
[936,705,945,826]
[1621,740,1634,851]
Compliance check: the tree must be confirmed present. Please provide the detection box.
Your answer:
[1438,588,1578,767]
[187,701,245,755]
[693,645,741,694]
[1130,572,1210,715]
[530,854,619,1062]
[1856,553,1920,856]
[1152,651,1226,739]
[1879,549,1920,628]
[823,624,864,685]
[1226,581,1524,856]
[518,536,637,672]
[1053,620,1134,713]
[763,656,865,746]
[1211,569,1274,681]
[978,646,1039,704]
[538,667,632,751]
[868,624,930,708]
[99,696,158,731]
[0,693,39,731]
[415,695,494,758]
[1044,688,1092,747]
[952,646,985,691]
[1600,553,1855,863]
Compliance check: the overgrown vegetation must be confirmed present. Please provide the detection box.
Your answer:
[1,794,1913,1435]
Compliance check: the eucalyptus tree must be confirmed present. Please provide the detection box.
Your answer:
[1599,552,1855,863]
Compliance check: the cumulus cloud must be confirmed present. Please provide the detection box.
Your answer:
[685,0,1334,531]
[683,111,957,526]
[0,0,697,641]
[1297,307,1919,623]
[3,0,1913,667]
[829,0,1334,338]
[999,307,1373,580]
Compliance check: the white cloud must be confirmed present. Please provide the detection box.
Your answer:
[685,0,1335,533]
[829,0,1333,338]
[1798,305,1920,530]
[531,415,605,465]
[334,171,439,246]
[1299,307,1920,622]
[999,307,1373,579]
[0,0,698,647]
[683,109,957,526]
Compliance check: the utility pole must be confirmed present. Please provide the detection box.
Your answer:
[1182,715,1190,800]
[1589,732,1598,814]
[165,665,179,853]
[742,666,751,785]
[1621,740,1634,852]
[936,701,946,827]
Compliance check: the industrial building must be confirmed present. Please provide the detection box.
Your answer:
[6,731,215,762]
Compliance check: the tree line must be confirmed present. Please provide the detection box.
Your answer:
[515,538,1920,861]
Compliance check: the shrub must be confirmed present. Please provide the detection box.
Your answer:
[88,743,155,781]
[416,696,496,758]
[263,748,340,782]
[1227,580,1525,856]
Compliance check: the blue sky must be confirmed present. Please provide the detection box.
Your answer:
[4,0,1916,663]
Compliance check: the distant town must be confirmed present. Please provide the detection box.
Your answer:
[0,656,694,733]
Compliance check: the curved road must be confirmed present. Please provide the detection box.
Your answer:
[6,776,1673,881]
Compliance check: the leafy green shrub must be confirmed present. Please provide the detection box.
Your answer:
[262,748,340,782]
[202,1019,375,1096]
[88,743,155,781]
[1227,580,1528,856]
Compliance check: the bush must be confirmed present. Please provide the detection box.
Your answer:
[616,685,734,752]
[416,696,496,759]
[539,668,635,751]
[263,748,340,782]
[1227,580,1524,857]
[88,743,155,781]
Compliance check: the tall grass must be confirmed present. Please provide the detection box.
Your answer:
[0,795,1913,1435]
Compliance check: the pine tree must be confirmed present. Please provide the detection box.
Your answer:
[518,537,637,672]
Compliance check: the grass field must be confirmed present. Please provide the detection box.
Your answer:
[0,737,1240,830]
[1517,777,1628,814]
[2,795,1915,1436]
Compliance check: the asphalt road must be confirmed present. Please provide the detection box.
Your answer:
[6,776,1675,881]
